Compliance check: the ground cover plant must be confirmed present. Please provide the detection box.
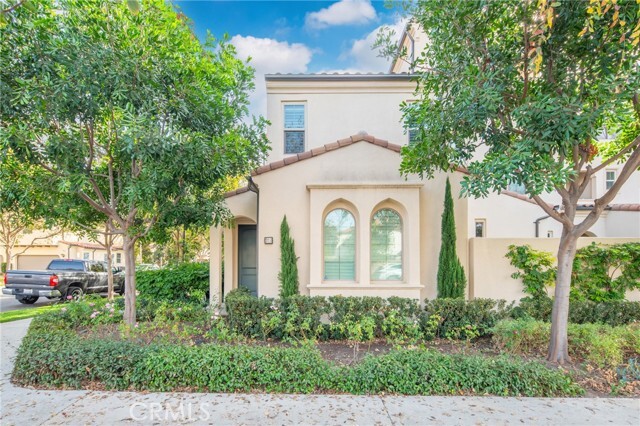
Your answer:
[14,307,582,397]
[11,294,640,396]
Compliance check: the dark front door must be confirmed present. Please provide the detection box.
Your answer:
[238,225,257,296]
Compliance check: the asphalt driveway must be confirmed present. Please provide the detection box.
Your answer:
[0,293,56,313]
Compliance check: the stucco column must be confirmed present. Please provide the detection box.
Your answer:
[223,227,234,297]
[209,226,223,307]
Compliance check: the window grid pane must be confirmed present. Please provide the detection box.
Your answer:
[284,104,305,129]
[605,171,615,190]
[284,131,305,153]
[371,209,402,281]
[324,209,356,280]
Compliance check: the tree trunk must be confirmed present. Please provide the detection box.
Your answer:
[123,234,137,326]
[106,235,114,301]
[547,229,578,364]
[4,245,10,272]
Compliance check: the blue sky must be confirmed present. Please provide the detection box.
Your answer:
[173,1,406,116]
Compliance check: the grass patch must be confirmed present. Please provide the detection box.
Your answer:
[0,304,65,323]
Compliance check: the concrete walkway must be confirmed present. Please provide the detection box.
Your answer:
[1,320,638,426]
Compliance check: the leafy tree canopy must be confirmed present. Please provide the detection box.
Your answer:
[400,0,639,204]
[0,0,269,324]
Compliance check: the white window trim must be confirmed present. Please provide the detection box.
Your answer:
[605,169,616,190]
[283,102,306,154]
[475,219,486,238]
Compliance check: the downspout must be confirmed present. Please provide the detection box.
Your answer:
[248,176,260,294]
[534,205,560,237]
[534,216,548,238]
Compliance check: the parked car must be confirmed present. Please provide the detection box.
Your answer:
[2,259,125,304]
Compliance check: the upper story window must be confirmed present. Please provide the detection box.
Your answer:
[605,170,616,190]
[475,219,486,237]
[371,209,403,281]
[284,104,305,154]
[405,101,419,145]
[324,208,356,281]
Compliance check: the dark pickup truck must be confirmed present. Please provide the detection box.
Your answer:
[2,259,125,304]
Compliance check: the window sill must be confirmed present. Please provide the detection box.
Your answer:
[309,283,423,290]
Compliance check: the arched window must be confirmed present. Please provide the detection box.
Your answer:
[371,209,403,281]
[324,208,356,280]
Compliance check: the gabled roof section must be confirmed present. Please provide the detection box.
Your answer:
[251,134,402,177]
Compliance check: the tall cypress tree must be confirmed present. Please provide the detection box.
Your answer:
[278,215,299,298]
[437,178,467,298]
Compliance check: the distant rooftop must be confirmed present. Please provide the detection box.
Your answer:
[265,72,416,82]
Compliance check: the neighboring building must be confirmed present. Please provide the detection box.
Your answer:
[1,230,124,271]
[209,28,640,304]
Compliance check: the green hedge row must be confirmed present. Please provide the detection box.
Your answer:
[136,263,209,303]
[225,290,513,341]
[514,297,640,326]
[13,327,583,397]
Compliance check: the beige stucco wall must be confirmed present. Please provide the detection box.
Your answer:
[469,237,640,303]
[265,77,417,164]
[212,141,468,302]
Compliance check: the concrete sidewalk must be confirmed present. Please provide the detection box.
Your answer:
[1,320,638,426]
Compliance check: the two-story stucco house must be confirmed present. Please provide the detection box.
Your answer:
[209,27,640,304]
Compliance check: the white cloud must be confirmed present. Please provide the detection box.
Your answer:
[231,35,313,117]
[339,17,407,72]
[305,0,377,30]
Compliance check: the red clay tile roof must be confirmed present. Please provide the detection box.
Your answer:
[609,204,640,211]
[60,241,123,250]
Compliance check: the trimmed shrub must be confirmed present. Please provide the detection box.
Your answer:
[224,288,275,338]
[515,297,640,326]
[492,319,640,368]
[328,296,387,338]
[280,295,330,340]
[136,262,209,303]
[424,298,513,338]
